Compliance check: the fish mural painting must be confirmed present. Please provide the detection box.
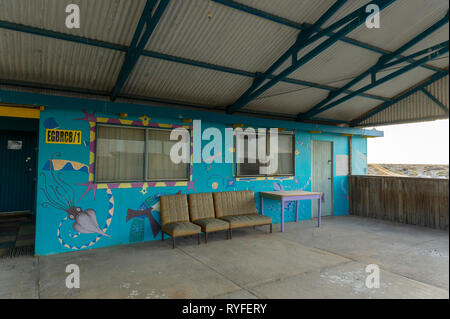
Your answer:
[41,154,114,250]
[126,207,160,238]
[125,190,184,240]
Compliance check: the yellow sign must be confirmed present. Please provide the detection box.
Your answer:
[46,129,82,145]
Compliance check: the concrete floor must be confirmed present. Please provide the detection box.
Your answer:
[0,215,448,299]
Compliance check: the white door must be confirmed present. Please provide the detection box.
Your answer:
[312,140,333,217]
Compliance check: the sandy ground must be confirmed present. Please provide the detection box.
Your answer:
[369,164,449,179]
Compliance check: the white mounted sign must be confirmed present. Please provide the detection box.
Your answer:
[336,155,349,176]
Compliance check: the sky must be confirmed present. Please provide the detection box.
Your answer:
[366,119,449,165]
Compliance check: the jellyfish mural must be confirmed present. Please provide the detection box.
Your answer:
[41,154,114,250]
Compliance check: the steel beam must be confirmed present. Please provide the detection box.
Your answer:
[0,20,127,52]
[0,19,389,103]
[299,12,449,120]
[226,0,396,114]
[226,0,348,114]
[0,77,349,126]
[421,88,449,114]
[381,41,448,69]
[304,44,449,119]
[111,0,170,100]
[350,72,449,126]
[212,0,443,74]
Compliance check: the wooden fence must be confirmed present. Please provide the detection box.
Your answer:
[350,175,449,230]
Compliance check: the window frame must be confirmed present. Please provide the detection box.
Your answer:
[234,130,296,178]
[94,123,191,184]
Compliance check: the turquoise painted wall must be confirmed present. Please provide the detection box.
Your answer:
[34,108,360,256]
[352,136,368,175]
[0,88,374,256]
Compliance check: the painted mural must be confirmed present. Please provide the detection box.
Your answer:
[41,154,114,250]
[35,108,355,256]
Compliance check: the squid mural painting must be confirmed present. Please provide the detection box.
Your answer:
[41,154,114,250]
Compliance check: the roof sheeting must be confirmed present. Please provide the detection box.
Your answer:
[0,28,124,92]
[359,75,449,126]
[0,0,448,127]
[122,56,252,106]
[146,0,299,73]
[0,0,146,46]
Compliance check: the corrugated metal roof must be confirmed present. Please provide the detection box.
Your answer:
[146,0,298,73]
[0,28,124,91]
[0,0,146,46]
[345,0,449,52]
[360,75,449,126]
[320,96,381,121]
[0,0,448,126]
[288,40,382,87]
[401,24,450,69]
[122,56,252,106]
[245,82,329,115]
[237,0,338,25]
[349,67,437,98]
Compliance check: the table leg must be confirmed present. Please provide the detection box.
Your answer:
[296,200,299,222]
[318,197,322,228]
[260,195,264,216]
[281,199,285,232]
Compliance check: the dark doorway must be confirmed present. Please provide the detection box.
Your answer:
[0,129,37,257]
[0,130,38,214]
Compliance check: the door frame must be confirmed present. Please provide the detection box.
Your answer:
[0,129,39,215]
[0,106,40,215]
[311,139,334,217]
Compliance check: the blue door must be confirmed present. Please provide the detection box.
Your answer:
[0,130,38,214]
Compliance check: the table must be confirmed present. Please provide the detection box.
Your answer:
[260,191,323,232]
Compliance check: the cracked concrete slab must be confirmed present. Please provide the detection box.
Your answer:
[0,216,448,299]
[37,240,240,299]
[248,261,448,299]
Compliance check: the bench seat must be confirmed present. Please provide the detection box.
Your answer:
[192,218,229,233]
[189,193,230,243]
[221,214,272,229]
[162,222,201,237]
[160,194,201,248]
[213,190,272,237]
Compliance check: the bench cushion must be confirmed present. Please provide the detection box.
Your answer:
[192,218,229,232]
[162,222,201,237]
[189,193,215,221]
[213,190,258,218]
[160,194,190,225]
[221,214,272,229]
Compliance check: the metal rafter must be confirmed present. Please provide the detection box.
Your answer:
[211,0,444,74]
[350,71,449,126]
[226,0,348,114]
[303,42,449,120]
[420,88,449,114]
[0,77,349,126]
[0,19,389,103]
[226,0,396,114]
[298,12,449,120]
[111,0,170,101]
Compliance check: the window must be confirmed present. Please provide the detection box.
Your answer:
[235,131,295,177]
[95,125,190,183]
